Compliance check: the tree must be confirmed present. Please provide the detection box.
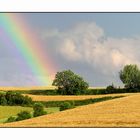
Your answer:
[52,70,89,95]
[119,64,140,89]
[33,103,46,117]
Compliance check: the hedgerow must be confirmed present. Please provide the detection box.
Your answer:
[0,91,32,106]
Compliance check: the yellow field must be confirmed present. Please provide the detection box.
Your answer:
[0,86,57,91]
[25,93,131,101]
[0,86,108,91]
[1,93,140,127]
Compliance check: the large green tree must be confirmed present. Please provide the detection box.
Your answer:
[52,70,89,95]
[119,64,140,89]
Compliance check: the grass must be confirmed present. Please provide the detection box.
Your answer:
[45,107,59,114]
[0,106,33,120]
[0,106,59,123]
[1,93,140,127]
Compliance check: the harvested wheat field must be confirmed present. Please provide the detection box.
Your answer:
[1,93,140,127]
[0,86,57,91]
[25,93,132,102]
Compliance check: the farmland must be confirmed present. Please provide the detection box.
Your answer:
[2,13,140,129]
[1,93,140,127]
[0,106,59,123]
[0,106,32,123]
[25,93,132,102]
[0,86,139,127]
[0,86,57,91]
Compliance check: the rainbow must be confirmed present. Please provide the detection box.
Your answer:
[0,13,56,86]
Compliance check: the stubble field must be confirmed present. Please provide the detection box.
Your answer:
[25,93,132,102]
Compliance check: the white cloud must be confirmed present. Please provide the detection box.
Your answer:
[42,22,140,85]
[59,38,82,61]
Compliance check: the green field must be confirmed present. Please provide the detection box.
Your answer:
[0,106,59,123]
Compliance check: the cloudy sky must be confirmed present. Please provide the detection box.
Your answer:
[1,13,140,87]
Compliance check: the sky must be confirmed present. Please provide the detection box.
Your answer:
[1,13,140,87]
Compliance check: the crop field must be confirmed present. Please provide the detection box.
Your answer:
[25,93,132,102]
[0,86,105,91]
[0,86,57,91]
[0,106,59,123]
[1,93,140,127]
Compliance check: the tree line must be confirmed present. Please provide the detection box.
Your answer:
[52,64,140,95]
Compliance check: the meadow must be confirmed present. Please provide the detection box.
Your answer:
[0,105,59,123]
[0,106,32,123]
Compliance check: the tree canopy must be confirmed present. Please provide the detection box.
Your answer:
[119,64,140,89]
[52,70,89,95]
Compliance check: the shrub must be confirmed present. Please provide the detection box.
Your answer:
[39,96,124,108]
[0,95,7,105]
[85,89,106,95]
[106,84,116,94]
[6,116,16,123]
[16,111,32,121]
[22,95,33,106]
[27,89,57,95]
[69,100,75,107]
[23,87,140,96]
[60,102,73,111]
[3,91,33,106]
[33,103,47,117]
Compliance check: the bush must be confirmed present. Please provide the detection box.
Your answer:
[60,102,73,111]
[33,103,47,117]
[0,95,7,105]
[69,100,75,107]
[27,89,57,95]
[0,91,33,106]
[22,95,33,106]
[6,116,16,123]
[16,111,32,121]
[106,84,116,94]
[85,89,106,95]
[23,87,140,96]
[39,96,124,108]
